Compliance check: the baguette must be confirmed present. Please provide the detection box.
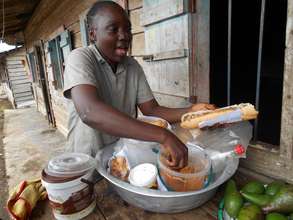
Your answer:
[180,103,258,129]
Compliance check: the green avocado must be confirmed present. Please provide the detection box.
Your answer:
[265,213,287,220]
[242,181,265,194]
[240,191,272,207]
[263,185,293,213]
[224,180,244,218]
[238,204,264,220]
[265,181,285,196]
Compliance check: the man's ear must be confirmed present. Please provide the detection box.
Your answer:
[89,27,97,43]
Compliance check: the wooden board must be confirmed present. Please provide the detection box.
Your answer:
[24,0,97,49]
[144,14,189,54]
[131,33,145,56]
[154,92,190,108]
[130,8,144,34]
[72,31,82,49]
[144,58,189,97]
[141,0,188,26]
[128,0,143,10]
[280,0,293,159]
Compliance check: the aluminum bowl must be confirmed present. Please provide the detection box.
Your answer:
[96,144,238,213]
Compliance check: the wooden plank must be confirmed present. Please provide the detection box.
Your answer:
[14,92,33,98]
[130,8,144,34]
[144,14,189,54]
[154,92,190,108]
[8,68,25,73]
[15,96,34,102]
[144,58,189,97]
[12,84,31,90]
[10,79,31,84]
[131,33,145,56]
[6,60,22,65]
[6,56,26,61]
[128,0,142,10]
[7,72,27,77]
[67,21,80,34]
[79,13,90,47]
[280,0,293,159]
[9,75,28,80]
[72,32,82,49]
[143,49,188,61]
[240,146,293,183]
[12,87,32,94]
[193,0,210,102]
[24,0,97,49]
[141,0,188,26]
[7,64,23,69]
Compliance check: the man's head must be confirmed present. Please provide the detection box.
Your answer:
[87,1,132,67]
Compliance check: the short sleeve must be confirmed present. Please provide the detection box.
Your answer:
[135,61,154,104]
[63,48,97,99]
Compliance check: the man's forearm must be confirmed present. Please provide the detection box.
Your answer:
[144,105,190,123]
[78,99,171,144]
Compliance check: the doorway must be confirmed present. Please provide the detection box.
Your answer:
[34,45,55,126]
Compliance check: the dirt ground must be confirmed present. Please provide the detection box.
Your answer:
[0,96,12,220]
[0,90,66,219]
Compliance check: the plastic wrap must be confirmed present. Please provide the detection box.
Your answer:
[193,121,253,157]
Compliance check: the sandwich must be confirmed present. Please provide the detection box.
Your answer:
[181,103,258,129]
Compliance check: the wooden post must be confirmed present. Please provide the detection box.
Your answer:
[280,0,293,159]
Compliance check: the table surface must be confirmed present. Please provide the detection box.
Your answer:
[31,178,222,220]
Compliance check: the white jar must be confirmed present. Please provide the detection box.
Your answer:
[128,163,158,188]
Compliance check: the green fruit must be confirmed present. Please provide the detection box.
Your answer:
[225,179,238,196]
[242,181,265,194]
[238,204,264,220]
[265,213,287,220]
[265,181,285,196]
[240,191,272,207]
[224,180,244,218]
[224,192,244,218]
[263,185,293,213]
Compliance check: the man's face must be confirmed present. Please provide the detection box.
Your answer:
[91,7,132,66]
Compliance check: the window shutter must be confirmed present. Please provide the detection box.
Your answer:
[59,30,72,62]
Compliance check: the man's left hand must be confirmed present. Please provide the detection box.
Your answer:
[189,103,216,112]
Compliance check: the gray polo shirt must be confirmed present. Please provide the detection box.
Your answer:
[63,44,154,157]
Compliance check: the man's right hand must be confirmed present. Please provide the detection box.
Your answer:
[160,131,188,170]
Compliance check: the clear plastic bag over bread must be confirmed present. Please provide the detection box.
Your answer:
[192,121,253,158]
[107,138,159,180]
[190,121,253,178]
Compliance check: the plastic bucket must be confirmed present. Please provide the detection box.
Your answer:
[41,170,95,220]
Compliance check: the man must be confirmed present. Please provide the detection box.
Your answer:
[63,1,215,169]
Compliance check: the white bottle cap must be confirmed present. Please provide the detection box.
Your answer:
[128,163,158,188]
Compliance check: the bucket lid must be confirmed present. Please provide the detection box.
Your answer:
[46,153,96,177]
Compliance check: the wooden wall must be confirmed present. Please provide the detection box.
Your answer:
[23,0,209,136]
[24,0,98,136]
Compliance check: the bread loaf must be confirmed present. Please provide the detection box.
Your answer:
[181,103,258,129]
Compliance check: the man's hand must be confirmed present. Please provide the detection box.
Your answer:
[189,103,216,112]
[160,131,188,170]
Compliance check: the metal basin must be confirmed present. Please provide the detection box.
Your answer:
[96,144,238,213]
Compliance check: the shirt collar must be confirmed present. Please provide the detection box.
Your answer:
[89,44,126,75]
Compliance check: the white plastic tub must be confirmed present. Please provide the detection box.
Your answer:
[41,171,95,220]
[41,153,96,220]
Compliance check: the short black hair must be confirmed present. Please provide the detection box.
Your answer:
[87,1,125,29]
